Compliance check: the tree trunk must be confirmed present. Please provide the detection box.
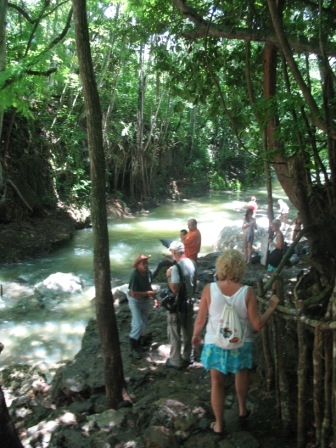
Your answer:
[297,321,308,448]
[0,385,24,448]
[72,0,126,409]
[0,0,6,141]
[0,0,7,197]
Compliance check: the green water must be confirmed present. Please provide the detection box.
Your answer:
[0,188,291,367]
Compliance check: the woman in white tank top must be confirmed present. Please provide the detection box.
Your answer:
[192,249,279,435]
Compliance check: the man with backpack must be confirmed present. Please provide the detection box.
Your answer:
[165,241,197,370]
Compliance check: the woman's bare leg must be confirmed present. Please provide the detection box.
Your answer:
[235,369,249,416]
[210,369,225,432]
[247,242,252,262]
[243,237,248,262]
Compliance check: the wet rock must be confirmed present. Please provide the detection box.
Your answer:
[143,426,178,448]
[86,407,128,429]
[112,286,128,304]
[0,211,77,264]
[34,273,85,299]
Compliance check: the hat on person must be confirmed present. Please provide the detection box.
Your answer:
[271,219,282,228]
[168,241,185,252]
[132,254,151,268]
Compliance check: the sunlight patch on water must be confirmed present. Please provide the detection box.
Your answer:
[1,319,89,365]
[74,248,92,256]
[109,222,135,231]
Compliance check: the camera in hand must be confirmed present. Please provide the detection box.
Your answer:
[160,288,177,313]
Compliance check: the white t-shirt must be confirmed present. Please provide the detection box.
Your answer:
[279,201,289,214]
[170,258,197,299]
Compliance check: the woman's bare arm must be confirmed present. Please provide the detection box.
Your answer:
[192,283,211,347]
[246,287,279,332]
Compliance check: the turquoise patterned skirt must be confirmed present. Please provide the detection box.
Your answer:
[200,342,253,374]
[267,264,277,272]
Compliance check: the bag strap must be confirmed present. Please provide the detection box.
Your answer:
[215,283,248,299]
[174,262,188,319]
[215,282,248,327]
[175,262,185,284]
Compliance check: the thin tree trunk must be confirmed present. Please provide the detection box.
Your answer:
[275,318,292,434]
[312,327,323,448]
[297,321,308,448]
[72,0,127,409]
[272,318,280,417]
[261,323,274,391]
[0,0,7,142]
[331,283,336,447]
[266,0,333,137]
[321,332,332,448]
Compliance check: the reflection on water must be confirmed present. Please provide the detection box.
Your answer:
[0,189,289,368]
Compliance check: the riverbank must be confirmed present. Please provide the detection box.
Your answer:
[0,236,309,448]
[1,254,299,448]
[0,198,133,264]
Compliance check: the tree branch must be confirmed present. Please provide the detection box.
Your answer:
[26,68,57,77]
[266,0,336,139]
[170,0,336,57]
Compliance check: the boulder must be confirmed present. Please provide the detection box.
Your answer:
[34,273,85,299]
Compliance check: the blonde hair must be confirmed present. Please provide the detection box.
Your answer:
[215,249,245,282]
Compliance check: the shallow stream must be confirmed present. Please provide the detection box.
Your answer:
[0,188,290,368]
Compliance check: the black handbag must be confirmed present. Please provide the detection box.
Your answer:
[268,248,283,267]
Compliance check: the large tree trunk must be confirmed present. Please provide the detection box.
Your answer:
[0,344,24,447]
[265,0,336,287]
[0,386,24,448]
[72,0,126,409]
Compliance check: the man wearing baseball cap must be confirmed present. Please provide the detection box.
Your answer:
[128,254,158,359]
[165,240,197,369]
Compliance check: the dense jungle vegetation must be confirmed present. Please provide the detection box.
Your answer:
[1,1,336,446]
[0,0,265,220]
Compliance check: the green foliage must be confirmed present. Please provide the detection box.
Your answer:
[209,172,225,191]
[2,0,335,208]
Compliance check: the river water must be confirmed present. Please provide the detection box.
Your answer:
[0,188,290,368]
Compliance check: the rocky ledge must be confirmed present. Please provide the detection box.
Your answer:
[0,252,302,448]
[0,210,78,264]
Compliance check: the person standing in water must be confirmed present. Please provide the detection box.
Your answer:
[242,208,257,263]
[247,196,258,217]
[277,199,289,230]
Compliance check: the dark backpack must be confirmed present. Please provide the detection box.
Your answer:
[175,262,188,313]
[160,262,188,315]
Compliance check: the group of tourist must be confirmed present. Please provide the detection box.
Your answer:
[127,218,201,362]
[243,196,304,293]
[126,214,281,435]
